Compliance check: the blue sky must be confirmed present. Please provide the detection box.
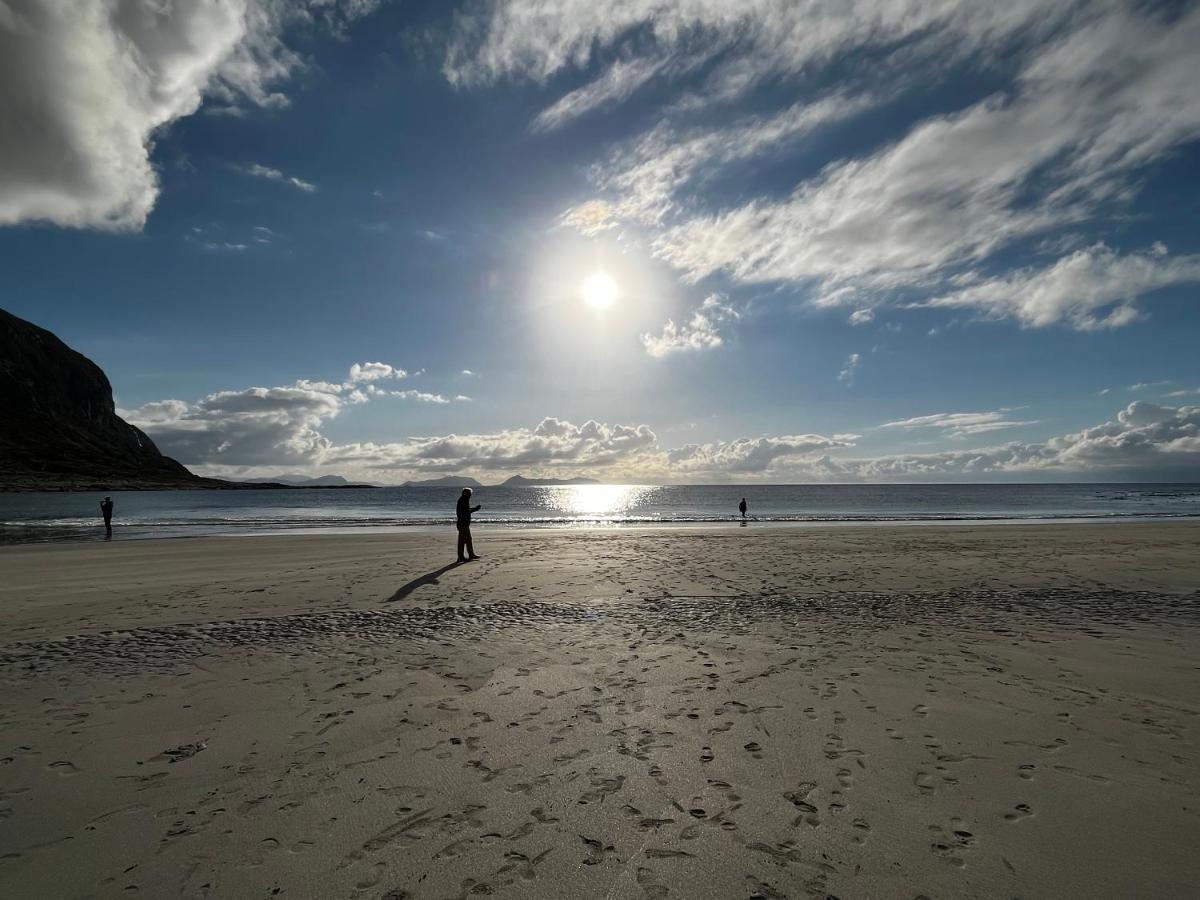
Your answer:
[2,0,1198,482]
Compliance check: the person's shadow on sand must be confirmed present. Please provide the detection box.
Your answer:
[387,561,463,602]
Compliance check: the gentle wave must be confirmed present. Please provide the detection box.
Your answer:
[4,508,1199,543]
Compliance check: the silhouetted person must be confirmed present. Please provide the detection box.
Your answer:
[456,488,481,562]
[738,497,748,520]
[100,496,114,539]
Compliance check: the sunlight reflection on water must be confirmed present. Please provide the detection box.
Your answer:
[533,484,660,521]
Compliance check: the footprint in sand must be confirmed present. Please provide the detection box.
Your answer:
[852,818,872,844]
[930,822,975,867]
[700,746,714,763]
[743,742,763,759]
[636,867,669,899]
[580,836,617,866]
[1004,803,1033,822]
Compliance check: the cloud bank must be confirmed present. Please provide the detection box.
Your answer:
[122,363,1200,482]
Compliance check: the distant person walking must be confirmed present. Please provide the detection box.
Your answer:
[100,496,114,539]
[456,488,481,562]
[738,497,748,521]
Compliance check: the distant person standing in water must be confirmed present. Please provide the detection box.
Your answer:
[738,497,748,521]
[100,496,114,539]
[456,488,482,562]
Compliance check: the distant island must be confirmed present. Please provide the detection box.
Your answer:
[399,474,600,488]
[227,474,376,488]
[401,475,485,488]
[501,475,599,487]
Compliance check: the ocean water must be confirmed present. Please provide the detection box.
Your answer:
[1,483,1198,544]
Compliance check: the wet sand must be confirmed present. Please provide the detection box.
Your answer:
[1,522,1198,898]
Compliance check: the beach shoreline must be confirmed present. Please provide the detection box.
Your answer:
[1,523,1197,897]
[3,510,1200,549]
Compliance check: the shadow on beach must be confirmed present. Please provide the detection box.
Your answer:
[387,560,463,602]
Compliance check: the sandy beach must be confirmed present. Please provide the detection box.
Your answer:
[1,522,1198,898]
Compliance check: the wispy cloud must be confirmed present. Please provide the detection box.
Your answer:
[838,353,861,384]
[848,309,875,326]
[484,2,1200,330]
[238,163,316,193]
[564,92,872,229]
[882,409,1039,438]
[532,57,664,132]
[641,295,738,357]
[923,245,1200,330]
[1128,380,1172,392]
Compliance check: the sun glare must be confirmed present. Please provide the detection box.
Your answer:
[582,272,618,310]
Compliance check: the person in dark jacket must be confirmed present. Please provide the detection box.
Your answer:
[456,488,481,562]
[738,497,748,520]
[100,496,114,539]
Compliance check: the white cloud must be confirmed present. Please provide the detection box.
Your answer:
[532,57,664,132]
[882,409,1038,438]
[494,2,1200,329]
[123,384,342,466]
[665,434,857,474]
[838,353,861,384]
[348,361,406,383]
[766,402,1200,481]
[125,377,1200,482]
[1129,381,1171,392]
[0,1,373,230]
[848,309,875,326]
[641,295,738,357]
[116,398,189,424]
[237,163,316,193]
[565,92,871,230]
[924,245,1200,330]
[388,390,452,405]
[559,200,616,236]
[444,1,1056,100]
[121,357,430,466]
[328,417,660,473]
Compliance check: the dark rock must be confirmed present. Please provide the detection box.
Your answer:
[0,307,227,491]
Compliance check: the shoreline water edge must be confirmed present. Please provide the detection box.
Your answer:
[1,482,1197,544]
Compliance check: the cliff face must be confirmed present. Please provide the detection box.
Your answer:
[0,308,213,491]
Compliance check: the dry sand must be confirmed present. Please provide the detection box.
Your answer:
[1,522,1198,898]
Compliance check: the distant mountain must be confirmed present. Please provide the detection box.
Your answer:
[230,474,361,487]
[501,474,600,487]
[0,308,229,492]
[402,475,484,488]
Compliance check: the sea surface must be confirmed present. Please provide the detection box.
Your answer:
[1,482,1198,544]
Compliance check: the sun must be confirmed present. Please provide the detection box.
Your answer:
[582,272,618,310]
